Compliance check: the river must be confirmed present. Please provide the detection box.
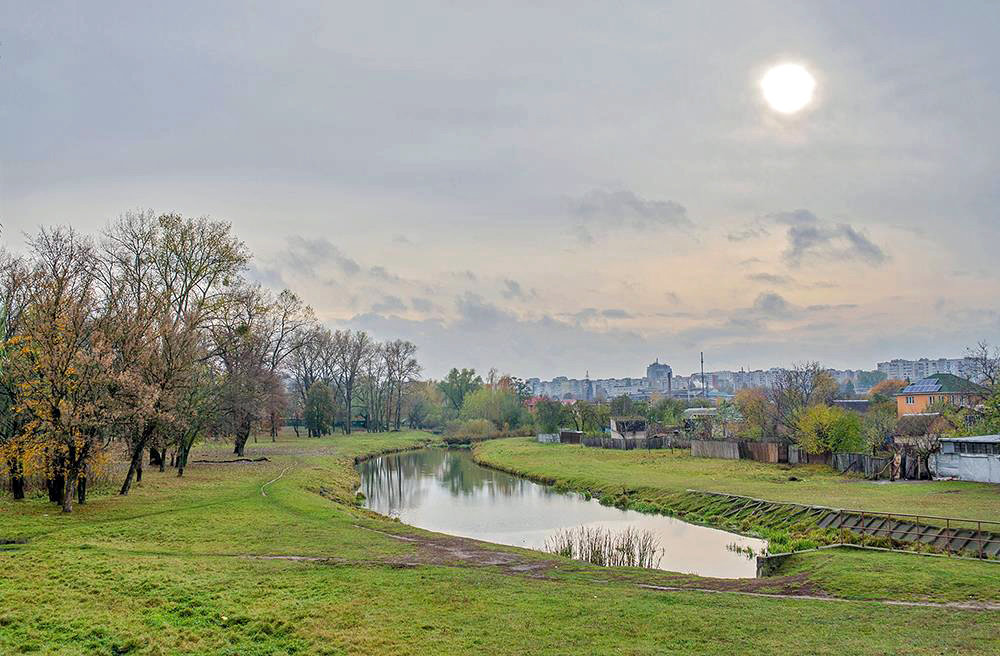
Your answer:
[358,447,766,578]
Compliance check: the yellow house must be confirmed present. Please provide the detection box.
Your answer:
[895,373,989,417]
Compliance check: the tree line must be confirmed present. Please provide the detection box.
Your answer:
[0,211,420,511]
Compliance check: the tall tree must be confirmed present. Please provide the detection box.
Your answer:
[99,211,249,495]
[439,368,483,413]
[331,330,372,434]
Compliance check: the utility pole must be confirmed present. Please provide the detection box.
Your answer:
[701,351,706,400]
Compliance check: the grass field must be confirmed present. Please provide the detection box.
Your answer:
[473,438,1000,521]
[3,432,1000,655]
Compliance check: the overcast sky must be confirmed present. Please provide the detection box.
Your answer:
[3,2,999,379]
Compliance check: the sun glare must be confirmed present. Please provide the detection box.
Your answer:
[761,63,816,114]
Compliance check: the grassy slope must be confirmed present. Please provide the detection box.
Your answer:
[474,438,1000,520]
[0,433,998,655]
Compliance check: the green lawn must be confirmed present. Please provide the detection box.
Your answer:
[474,438,1000,521]
[3,432,1000,654]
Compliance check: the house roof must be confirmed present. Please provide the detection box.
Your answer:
[940,435,1000,444]
[895,373,990,396]
[894,412,945,437]
[683,407,717,418]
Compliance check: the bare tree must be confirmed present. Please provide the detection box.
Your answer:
[966,341,1000,389]
[213,286,312,456]
[0,250,33,499]
[331,330,372,434]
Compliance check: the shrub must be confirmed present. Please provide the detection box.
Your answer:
[796,404,865,454]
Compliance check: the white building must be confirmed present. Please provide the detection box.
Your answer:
[877,358,974,382]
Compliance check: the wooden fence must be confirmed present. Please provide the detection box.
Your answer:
[831,452,892,479]
[690,440,740,459]
[787,445,831,466]
[691,440,788,463]
[581,435,689,450]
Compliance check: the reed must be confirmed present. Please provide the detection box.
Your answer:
[544,525,664,569]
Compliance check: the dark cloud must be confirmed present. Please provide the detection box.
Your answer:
[751,292,794,317]
[568,190,689,242]
[283,236,361,277]
[392,234,412,244]
[770,209,820,226]
[727,220,771,242]
[806,303,858,312]
[501,278,531,300]
[764,211,888,267]
[369,265,401,282]
[746,272,793,285]
[410,297,436,313]
[245,262,287,289]
[568,307,633,322]
[371,295,406,314]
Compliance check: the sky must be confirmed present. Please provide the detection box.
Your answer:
[2,2,999,380]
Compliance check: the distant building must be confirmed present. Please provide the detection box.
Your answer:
[646,359,673,395]
[878,357,974,382]
[895,373,989,417]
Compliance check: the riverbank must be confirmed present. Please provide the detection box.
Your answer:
[3,432,1000,654]
[474,438,1000,597]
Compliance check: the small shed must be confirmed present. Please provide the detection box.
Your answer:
[558,430,583,444]
[610,417,646,438]
[934,435,1000,483]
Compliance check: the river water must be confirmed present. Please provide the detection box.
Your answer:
[358,447,766,578]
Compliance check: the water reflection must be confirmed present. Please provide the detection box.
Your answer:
[358,448,766,578]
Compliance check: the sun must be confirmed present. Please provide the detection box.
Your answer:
[761,63,816,114]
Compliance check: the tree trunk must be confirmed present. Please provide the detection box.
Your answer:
[8,458,25,500]
[177,443,189,477]
[233,419,252,456]
[343,386,352,434]
[120,423,156,496]
[62,464,77,513]
[149,447,163,467]
[49,456,64,505]
[77,473,87,505]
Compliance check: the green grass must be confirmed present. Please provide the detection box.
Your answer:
[474,438,1000,521]
[3,432,1000,654]
[771,547,1000,602]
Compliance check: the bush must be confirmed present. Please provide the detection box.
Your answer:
[796,404,865,454]
[444,418,495,439]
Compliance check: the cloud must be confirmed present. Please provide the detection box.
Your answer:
[751,291,795,317]
[806,303,858,312]
[501,278,530,300]
[392,234,412,244]
[784,223,888,266]
[567,307,634,323]
[727,219,771,242]
[771,209,820,226]
[763,210,888,267]
[746,272,793,285]
[245,262,287,289]
[371,295,406,313]
[283,236,361,277]
[410,297,436,313]
[664,291,681,304]
[369,265,401,282]
[568,189,690,242]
